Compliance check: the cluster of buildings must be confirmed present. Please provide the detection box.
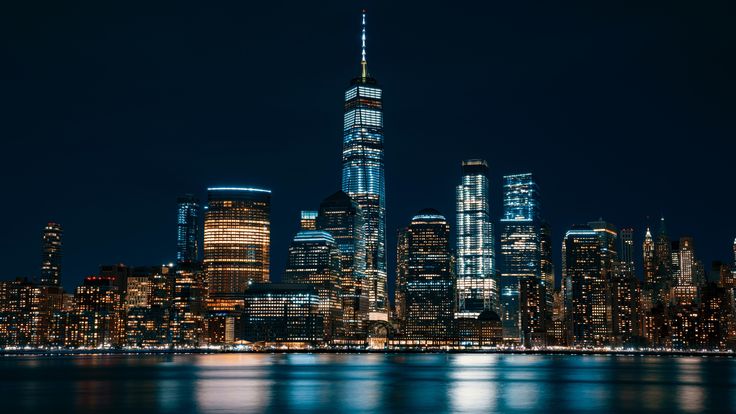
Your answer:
[1,12,735,351]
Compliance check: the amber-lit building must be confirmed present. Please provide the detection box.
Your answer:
[399,210,455,347]
[204,187,271,296]
[68,276,124,348]
[519,276,547,347]
[0,278,48,347]
[564,226,609,347]
[456,310,503,348]
[300,210,318,231]
[170,262,206,347]
[285,230,343,341]
[124,266,172,347]
[242,283,323,346]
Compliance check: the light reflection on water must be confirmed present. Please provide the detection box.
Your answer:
[0,353,734,413]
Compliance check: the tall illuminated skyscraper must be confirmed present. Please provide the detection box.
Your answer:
[456,159,496,318]
[203,187,271,296]
[401,210,455,346]
[499,173,541,342]
[40,222,63,286]
[176,194,200,264]
[341,11,387,319]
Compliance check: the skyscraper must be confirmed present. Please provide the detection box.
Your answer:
[40,222,62,286]
[285,230,343,341]
[300,210,318,231]
[400,210,455,346]
[611,227,640,346]
[340,11,387,319]
[456,159,496,318]
[204,187,271,296]
[316,190,367,339]
[176,194,200,264]
[653,217,672,292]
[564,225,609,347]
[499,173,541,342]
[643,227,655,284]
[620,228,635,275]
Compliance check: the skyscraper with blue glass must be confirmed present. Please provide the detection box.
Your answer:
[456,159,497,318]
[499,173,542,342]
[341,11,387,319]
[176,194,200,264]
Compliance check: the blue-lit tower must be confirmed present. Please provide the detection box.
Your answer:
[341,11,387,319]
[499,173,542,343]
[456,159,497,318]
[176,194,200,264]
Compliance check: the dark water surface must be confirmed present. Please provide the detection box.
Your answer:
[1,353,735,413]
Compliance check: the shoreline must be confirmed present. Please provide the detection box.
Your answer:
[2,348,734,358]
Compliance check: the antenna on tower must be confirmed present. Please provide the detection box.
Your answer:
[361,9,368,79]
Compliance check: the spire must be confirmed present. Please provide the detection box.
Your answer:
[645,226,652,239]
[360,10,368,79]
[658,216,667,237]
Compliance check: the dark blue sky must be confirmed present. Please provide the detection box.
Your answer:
[2,0,735,291]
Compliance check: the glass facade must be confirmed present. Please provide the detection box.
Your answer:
[341,12,386,318]
[285,230,343,341]
[455,159,496,318]
[176,194,200,264]
[203,187,271,297]
[40,222,63,286]
[400,210,455,345]
[563,227,606,347]
[242,283,323,344]
[499,173,541,342]
[316,191,367,338]
[299,210,318,230]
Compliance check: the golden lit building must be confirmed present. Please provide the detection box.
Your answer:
[204,187,271,296]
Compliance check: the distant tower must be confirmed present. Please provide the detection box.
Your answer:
[341,10,387,319]
[176,194,200,264]
[643,227,655,284]
[204,187,271,296]
[40,222,63,286]
[401,209,455,345]
[620,228,634,274]
[653,217,672,285]
[456,159,497,317]
[300,210,318,230]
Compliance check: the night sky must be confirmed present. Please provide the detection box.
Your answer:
[2,1,735,292]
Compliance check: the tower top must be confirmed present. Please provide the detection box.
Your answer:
[360,10,368,79]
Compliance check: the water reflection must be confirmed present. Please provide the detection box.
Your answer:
[0,354,734,413]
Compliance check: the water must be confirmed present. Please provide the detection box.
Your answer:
[1,353,735,413]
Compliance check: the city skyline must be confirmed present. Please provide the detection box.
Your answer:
[3,2,735,292]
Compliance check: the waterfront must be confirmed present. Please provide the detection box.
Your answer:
[1,354,735,413]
